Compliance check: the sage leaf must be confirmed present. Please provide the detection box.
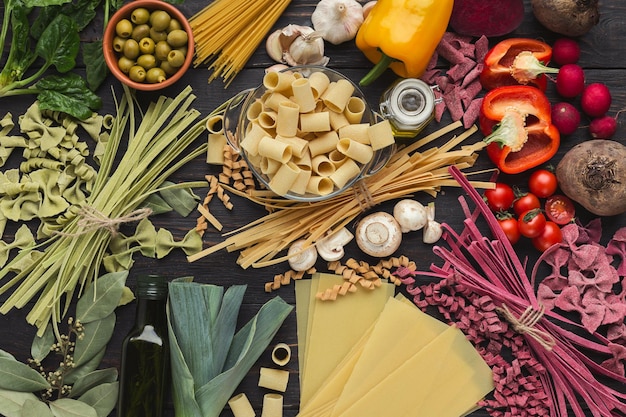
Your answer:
[0,389,40,417]
[159,181,199,217]
[140,193,174,215]
[70,368,118,398]
[20,398,53,417]
[0,357,51,392]
[64,348,105,386]
[72,313,115,368]
[31,323,54,362]
[49,398,97,417]
[76,271,128,323]
[77,382,118,417]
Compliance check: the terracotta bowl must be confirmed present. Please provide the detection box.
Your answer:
[103,0,194,91]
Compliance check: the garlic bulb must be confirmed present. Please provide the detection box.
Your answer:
[311,0,364,45]
[265,24,329,67]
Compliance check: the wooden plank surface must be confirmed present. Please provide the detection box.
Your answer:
[1,0,625,416]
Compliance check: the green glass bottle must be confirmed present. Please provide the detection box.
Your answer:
[118,275,169,417]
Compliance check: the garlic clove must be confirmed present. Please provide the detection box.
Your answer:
[362,1,376,19]
[266,29,285,63]
[265,64,290,73]
[311,0,364,45]
[285,30,329,66]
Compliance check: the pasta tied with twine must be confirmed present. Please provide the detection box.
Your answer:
[496,303,556,351]
[57,206,153,237]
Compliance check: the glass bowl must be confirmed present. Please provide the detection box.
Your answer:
[223,66,393,202]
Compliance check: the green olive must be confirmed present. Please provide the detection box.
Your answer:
[160,61,178,76]
[129,65,147,82]
[154,40,172,61]
[131,7,150,25]
[149,28,168,42]
[139,37,156,54]
[137,54,157,69]
[149,10,171,32]
[167,18,182,32]
[117,56,135,74]
[166,29,188,48]
[167,49,185,68]
[131,24,150,42]
[146,67,167,83]
[115,19,133,38]
[122,38,140,59]
[112,36,126,53]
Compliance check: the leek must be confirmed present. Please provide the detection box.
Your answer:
[168,278,293,417]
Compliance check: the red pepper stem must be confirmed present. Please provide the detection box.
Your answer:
[359,52,396,86]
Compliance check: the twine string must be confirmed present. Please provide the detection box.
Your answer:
[352,180,375,212]
[57,206,153,237]
[497,303,556,351]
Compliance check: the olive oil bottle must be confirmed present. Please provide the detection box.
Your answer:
[118,275,169,417]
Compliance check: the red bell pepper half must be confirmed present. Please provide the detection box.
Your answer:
[479,85,560,174]
[480,38,556,91]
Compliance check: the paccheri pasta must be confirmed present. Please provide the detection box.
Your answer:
[239,68,394,198]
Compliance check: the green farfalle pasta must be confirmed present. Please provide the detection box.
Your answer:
[0,225,35,267]
[19,103,67,152]
[29,169,70,218]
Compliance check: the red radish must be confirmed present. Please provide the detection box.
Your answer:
[552,38,581,65]
[555,64,585,98]
[589,115,617,139]
[551,102,581,135]
[581,83,612,117]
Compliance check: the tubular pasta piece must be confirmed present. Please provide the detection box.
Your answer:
[293,151,312,168]
[330,158,361,189]
[344,96,366,124]
[240,123,269,156]
[257,136,292,163]
[271,343,292,366]
[329,109,350,131]
[306,175,334,196]
[300,111,330,133]
[367,119,395,151]
[264,92,291,112]
[258,111,278,130]
[258,367,290,392]
[261,393,283,417]
[322,79,355,113]
[338,123,370,144]
[291,78,316,113]
[276,101,300,137]
[311,154,336,176]
[207,133,227,165]
[275,135,309,158]
[308,71,331,99]
[289,166,312,195]
[269,161,301,196]
[263,70,296,93]
[328,149,347,165]
[260,156,281,175]
[337,138,373,164]
[206,115,224,134]
[228,393,256,417]
[308,131,339,157]
[246,99,265,122]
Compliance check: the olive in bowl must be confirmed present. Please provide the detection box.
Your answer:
[103,0,194,91]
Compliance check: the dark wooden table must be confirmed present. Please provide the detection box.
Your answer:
[1,0,625,416]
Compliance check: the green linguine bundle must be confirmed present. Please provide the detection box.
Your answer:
[0,86,209,334]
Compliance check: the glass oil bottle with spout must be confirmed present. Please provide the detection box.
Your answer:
[118,275,169,417]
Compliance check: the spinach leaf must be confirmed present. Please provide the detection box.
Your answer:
[36,73,103,120]
[35,14,80,73]
[83,41,108,91]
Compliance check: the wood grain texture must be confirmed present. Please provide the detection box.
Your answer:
[0,0,625,416]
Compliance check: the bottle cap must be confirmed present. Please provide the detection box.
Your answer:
[136,275,168,299]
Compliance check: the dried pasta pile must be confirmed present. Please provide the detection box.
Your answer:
[189,121,493,269]
[189,0,292,85]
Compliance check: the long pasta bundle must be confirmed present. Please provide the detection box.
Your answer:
[190,0,292,85]
[188,121,494,269]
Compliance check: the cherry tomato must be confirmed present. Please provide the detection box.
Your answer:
[513,192,541,216]
[545,194,576,225]
[531,221,563,252]
[497,217,521,245]
[518,208,547,238]
[484,183,515,212]
[528,169,558,198]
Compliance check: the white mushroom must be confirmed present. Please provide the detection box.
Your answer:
[355,212,402,257]
[423,202,443,244]
[288,239,318,271]
[316,227,354,261]
[393,199,428,233]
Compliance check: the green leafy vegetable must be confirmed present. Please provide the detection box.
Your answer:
[0,358,51,392]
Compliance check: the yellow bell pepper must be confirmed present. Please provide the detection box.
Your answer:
[356,0,454,86]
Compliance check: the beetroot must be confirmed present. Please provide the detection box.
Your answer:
[589,115,617,139]
[581,82,612,117]
[552,38,581,65]
[555,64,585,98]
[448,0,525,37]
[551,102,581,135]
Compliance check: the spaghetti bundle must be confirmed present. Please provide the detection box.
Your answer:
[190,0,292,85]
